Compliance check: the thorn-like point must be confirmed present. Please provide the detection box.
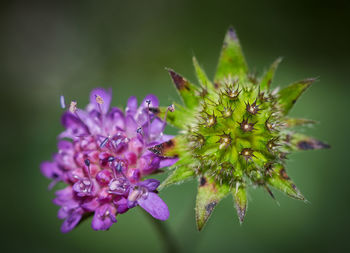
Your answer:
[227,26,238,41]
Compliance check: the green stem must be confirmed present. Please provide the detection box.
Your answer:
[143,210,179,253]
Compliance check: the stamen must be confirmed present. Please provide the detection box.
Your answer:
[95,95,104,105]
[100,136,109,148]
[60,95,66,109]
[168,104,175,112]
[163,104,175,121]
[128,189,142,202]
[108,156,115,162]
[84,159,92,192]
[94,95,106,133]
[69,101,77,113]
[137,127,143,135]
[115,162,123,173]
[109,177,129,195]
[84,159,90,167]
[145,100,152,142]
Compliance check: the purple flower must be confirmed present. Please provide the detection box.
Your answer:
[41,88,176,233]
[128,179,169,220]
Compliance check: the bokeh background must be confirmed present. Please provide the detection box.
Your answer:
[2,0,349,252]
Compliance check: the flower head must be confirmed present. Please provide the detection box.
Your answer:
[150,27,330,230]
[41,88,176,233]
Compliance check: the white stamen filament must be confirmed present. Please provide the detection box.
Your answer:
[60,95,66,109]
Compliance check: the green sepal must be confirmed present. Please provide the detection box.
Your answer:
[284,118,317,128]
[195,176,230,231]
[259,57,282,90]
[286,132,330,151]
[214,27,248,83]
[157,104,193,129]
[266,164,305,200]
[232,185,247,223]
[159,165,195,190]
[278,78,316,115]
[193,56,215,92]
[167,69,200,109]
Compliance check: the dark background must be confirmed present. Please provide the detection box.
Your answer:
[1,0,349,252]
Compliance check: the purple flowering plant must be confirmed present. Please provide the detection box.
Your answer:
[41,27,329,242]
[41,88,177,233]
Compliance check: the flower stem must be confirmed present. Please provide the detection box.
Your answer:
[143,210,179,253]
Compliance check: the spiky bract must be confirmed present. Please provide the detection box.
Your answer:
[151,27,329,230]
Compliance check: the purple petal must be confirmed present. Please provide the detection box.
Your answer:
[61,210,83,233]
[113,197,129,214]
[53,187,74,206]
[40,161,61,179]
[89,88,112,114]
[57,140,73,151]
[91,204,117,231]
[126,96,138,117]
[138,192,169,221]
[141,94,159,108]
[81,197,100,211]
[125,115,138,137]
[135,108,149,126]
[57,201,79,219]
[146,134,174,148]
[139,154,161,175]
[159,157,179,168]
[150,117,165,139]
[60,112,90,139]
[138,179,160,191]
[106,107,125,130]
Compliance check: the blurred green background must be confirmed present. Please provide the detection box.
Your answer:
[2,0,349,252]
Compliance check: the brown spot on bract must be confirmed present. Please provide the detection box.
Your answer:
[205,202,217,214]
[297,140,330,150]
[168,70,189,91]
[279,168,290,180]
[200,176,207,186]
[237,206,246,223]
[285,134,291,143]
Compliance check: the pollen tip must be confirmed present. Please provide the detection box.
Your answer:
[168,104,175,112]
[84,159,90,167]
[95,95,104,105]
[69,101,77,113]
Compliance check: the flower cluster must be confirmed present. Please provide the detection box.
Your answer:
[150,27,329,230]
[41,88,177,233]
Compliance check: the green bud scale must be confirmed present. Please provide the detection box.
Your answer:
[150,27,330,230]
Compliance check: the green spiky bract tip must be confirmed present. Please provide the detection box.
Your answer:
[151,27,330,231]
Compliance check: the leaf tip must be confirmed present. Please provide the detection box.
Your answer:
[226,26,238,41]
